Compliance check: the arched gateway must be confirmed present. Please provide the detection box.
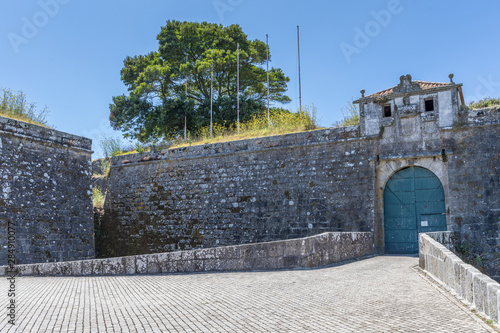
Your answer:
[383,166,447,253]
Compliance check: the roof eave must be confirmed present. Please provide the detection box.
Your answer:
[353,83,463,104]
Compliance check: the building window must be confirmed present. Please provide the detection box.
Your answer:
[425,98,434,112]
[383,104,392,117]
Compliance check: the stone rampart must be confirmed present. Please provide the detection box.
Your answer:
[0,116,94,264]
[98,108,500,279]
[0,232,373,276]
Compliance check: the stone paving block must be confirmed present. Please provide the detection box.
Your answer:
[0,255,496,332]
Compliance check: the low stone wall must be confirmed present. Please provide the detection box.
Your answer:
[419,233,500,324]
[0,232,373,277]
[425,231,457,252]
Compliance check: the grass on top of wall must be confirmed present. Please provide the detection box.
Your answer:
[108,107,321,157]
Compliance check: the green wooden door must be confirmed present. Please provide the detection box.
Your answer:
[383,166,446,253]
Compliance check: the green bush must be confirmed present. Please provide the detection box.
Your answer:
[0,88,49,126]
[93,187,105,208]
[468,97,500,109]
[333,98,359,127]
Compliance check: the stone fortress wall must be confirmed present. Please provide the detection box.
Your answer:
[0,116,94,264]
[99,89,500,280]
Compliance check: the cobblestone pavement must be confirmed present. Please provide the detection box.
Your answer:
[0,255,496,332]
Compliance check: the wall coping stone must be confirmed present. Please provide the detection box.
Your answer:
[0,115,92,152]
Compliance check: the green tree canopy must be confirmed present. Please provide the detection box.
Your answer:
[110,20,290,142]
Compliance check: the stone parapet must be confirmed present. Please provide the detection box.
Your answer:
[419,232,500,325]
[0,232,373,277]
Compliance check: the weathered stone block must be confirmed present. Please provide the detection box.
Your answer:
[473,274,488,312]
[181,250,196,261]
[81,260,93,276]
[70,260,83,276]
[102,258,125,275]
[252,244,268,258]
[239,245,253,259]
[136,255,148,274]
[123,256,136,275]
[157,253,177,274]
[177,260,203,273]
[284,238,313,257]
[147,255,160,274]
[18,264,34,276]
[215,246,239,259]
[486,283,500,322]
[92,259,104,275]
[56,262,71,276]
[453,260,463,297]
[195,248,217,260]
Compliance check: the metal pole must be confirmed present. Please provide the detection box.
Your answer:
[210,63,213,138]
[184,55,188,141]
[266,34,270,123]
[237,43,240,134]
[297,26,302,116]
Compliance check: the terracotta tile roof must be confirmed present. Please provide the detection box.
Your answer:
[367,81,451,98]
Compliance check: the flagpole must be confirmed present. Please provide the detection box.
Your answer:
[266,34,270,123]
[237,43,240,134]
[184,55,188,141]
[210,62,213,138]
[297,26,302,116]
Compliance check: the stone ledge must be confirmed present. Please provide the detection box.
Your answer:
[0,232,373,277]
[0,115,92,151]
[419,232,500,325]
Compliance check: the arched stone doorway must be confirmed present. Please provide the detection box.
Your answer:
[383,166,446,253]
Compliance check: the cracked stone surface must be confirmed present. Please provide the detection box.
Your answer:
[0,256,495,332]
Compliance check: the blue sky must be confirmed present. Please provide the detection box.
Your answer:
[1,0,499,158]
